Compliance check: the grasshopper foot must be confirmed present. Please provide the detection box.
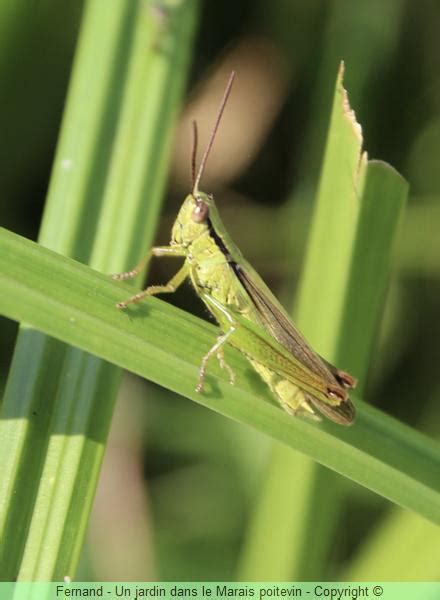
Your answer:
[195,376,205,394]
[112,269,139,281]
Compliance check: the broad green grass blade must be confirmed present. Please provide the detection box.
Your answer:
[38,1,136,258]
[1,227,439,525]
[238,63,408,580]
[0,0,132,580]
[0,0,198,581]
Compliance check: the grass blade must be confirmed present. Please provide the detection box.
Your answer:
[0,0,198,580]
[0,226,439,526]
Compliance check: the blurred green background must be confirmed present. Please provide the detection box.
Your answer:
[1,0,439,581]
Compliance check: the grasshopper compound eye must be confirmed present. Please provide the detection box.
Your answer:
[192,198,209,223]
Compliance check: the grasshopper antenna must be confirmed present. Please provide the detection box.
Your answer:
[192,71,235,195]
[190,119,198,190]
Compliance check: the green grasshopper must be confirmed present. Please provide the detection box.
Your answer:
[113,72,356,425]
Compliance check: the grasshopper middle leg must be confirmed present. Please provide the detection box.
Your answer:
[196,326,236,393]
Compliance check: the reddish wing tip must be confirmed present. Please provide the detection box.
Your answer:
[335,370,357,389]
[327,384,348,402]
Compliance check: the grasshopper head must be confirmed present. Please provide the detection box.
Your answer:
[172,191,213,246]
[173,72,235,246]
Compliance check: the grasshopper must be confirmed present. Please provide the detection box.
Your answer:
[113,72,356,425]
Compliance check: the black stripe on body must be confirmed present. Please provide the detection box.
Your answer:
[207,217,237,269]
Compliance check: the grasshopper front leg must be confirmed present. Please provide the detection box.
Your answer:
[112,245,187,280]
[113,245,188,309]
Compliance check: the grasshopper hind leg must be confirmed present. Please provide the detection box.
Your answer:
[248,359,321,421]
[273,379,321,422]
